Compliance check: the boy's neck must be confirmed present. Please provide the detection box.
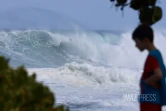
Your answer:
[147,43,156,52]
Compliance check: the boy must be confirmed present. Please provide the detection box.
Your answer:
[132,24,166,111]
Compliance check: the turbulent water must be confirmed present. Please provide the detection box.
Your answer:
[0,30,147,68]
[1,29,166,111]
[1,7,166,111]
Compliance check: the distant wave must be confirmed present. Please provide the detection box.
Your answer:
[0,22,165,69]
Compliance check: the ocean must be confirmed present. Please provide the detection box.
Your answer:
[0,6,166,111]
[1,29,166,111]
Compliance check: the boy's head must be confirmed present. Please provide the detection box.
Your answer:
[132,24,154,51]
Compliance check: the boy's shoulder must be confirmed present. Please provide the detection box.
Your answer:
[148,49,166,72]
[149,49,163,62]
[149,49,161,56]
[144,49,163,72]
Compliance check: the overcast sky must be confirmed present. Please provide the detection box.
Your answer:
[0,0,165,30]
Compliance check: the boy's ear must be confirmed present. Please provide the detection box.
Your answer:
[144,37,150,42]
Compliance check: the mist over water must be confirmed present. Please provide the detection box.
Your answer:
[1,6,166,111]
[1,29,166,69]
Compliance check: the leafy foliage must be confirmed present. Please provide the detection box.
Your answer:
[0,56,69,111]
[110,0,162,25]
